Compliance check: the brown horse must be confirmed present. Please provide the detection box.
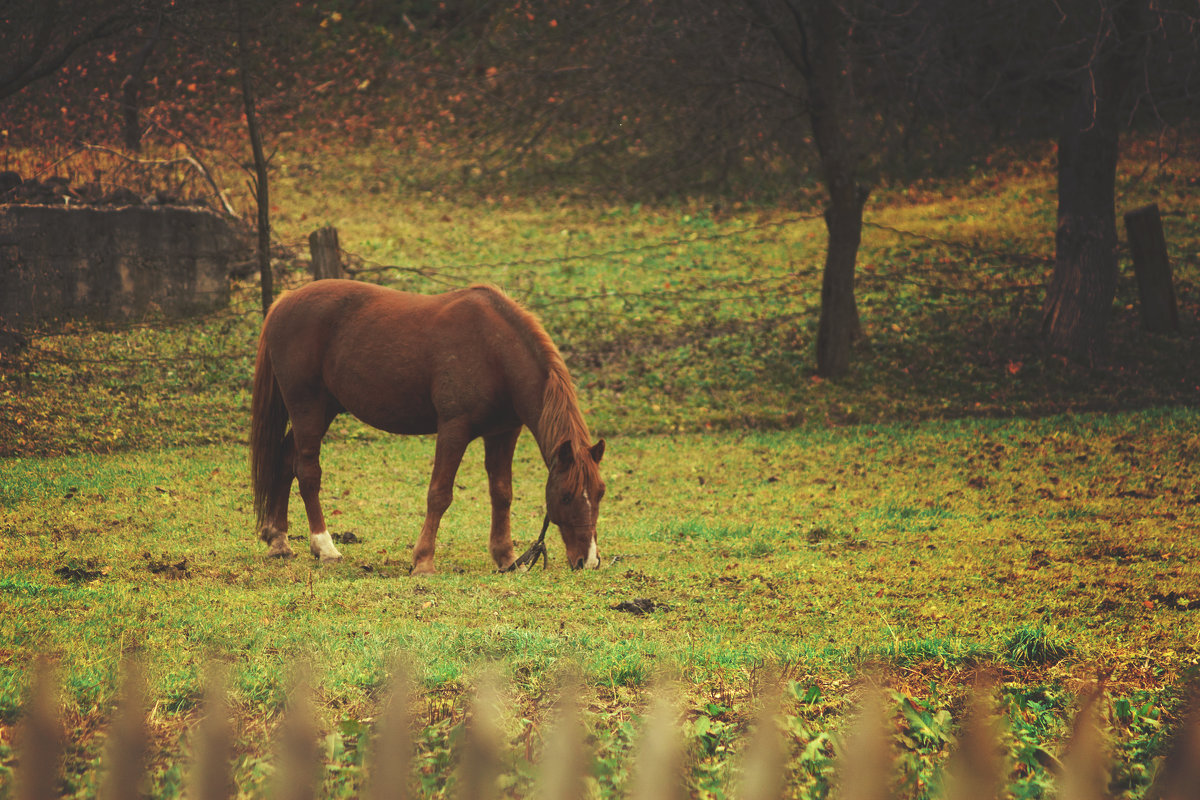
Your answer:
[249,280,606,573]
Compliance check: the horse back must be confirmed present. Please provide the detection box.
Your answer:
[263,280,531,436]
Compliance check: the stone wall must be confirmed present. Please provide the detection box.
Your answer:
[0,205,244,327]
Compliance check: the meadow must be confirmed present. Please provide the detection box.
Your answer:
[1,141,1198,797]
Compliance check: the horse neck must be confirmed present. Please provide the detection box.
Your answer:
[479,287,589,461]
[526,366,590,465]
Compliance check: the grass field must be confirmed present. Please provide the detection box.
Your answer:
[1,141,1199,797]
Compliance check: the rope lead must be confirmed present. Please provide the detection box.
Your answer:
[502,513,551,572]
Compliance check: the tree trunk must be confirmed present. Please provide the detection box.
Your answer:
[745,0,867,378]
[1042,88,1120,363]
[1042,0,1145,363]
[235,0,273,315]
[806,0,865,378]
[817,187,866,378]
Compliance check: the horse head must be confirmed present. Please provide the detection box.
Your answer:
[546,439,606,569]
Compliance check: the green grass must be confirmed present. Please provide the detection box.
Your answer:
[3,408,1200,796]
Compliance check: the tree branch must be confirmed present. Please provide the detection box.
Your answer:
[744,0,812,79]
[79,142,239,217]
[0,3,136,102]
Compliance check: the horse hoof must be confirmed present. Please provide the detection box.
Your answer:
[262,527,294,559]
[410,561,435,576]
[267,547,295,559]
[309,531,344,562]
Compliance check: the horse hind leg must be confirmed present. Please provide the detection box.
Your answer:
[291,403,343,563]
[261,430,298,558]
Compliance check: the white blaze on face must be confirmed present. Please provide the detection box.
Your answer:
[583,489,600,568]
[310,530,343,563]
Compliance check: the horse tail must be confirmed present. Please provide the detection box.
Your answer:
[250,322,288,533]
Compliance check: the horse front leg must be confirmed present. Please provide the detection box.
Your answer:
[411,421,471,575]
[483,429,521,571]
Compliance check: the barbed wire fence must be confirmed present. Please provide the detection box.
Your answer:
[0,211,1075,454]
[4,195,1194,453]
[2,212,1059,377]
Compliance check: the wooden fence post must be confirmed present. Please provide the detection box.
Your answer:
[26,659,1200,797]
[309,226,344,281]
[16,660,63,800]
[1123,204,1179,333]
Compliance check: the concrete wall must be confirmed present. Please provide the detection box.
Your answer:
[0,205,243,327]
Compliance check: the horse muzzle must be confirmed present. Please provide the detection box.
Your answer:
[570,537,601,570]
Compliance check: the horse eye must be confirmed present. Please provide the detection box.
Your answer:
[561,492,573,504]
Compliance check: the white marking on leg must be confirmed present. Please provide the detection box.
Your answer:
[310,530,343,562]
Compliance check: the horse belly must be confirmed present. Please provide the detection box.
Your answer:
[342,390,438,435]
[326,349,440,435]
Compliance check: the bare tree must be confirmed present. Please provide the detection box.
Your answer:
[454,0,879,376]
[234,0,273,314]
[1042,0,1151,363]
[925,0,1196,363]
[747,0,870,378]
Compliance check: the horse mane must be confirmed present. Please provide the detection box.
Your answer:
[467,285,597,481]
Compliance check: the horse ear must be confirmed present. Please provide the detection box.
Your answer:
[555,440,574,470]
[590,439,605,464]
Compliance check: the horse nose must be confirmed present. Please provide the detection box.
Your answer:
[573,557,584,570]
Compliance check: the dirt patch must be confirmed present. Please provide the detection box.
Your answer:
[1149,591,1200,611]
[143,552,190,578]
[54,558,108,582]
[611,598,671,615]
